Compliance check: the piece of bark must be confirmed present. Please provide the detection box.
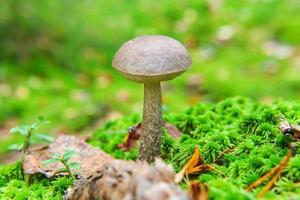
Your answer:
[24,135,195,200]
[23,135,113,178]
[65,158,189,200]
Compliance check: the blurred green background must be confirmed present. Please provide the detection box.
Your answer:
[0,0,300,160]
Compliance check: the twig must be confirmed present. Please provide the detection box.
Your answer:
[245,165,281,191]
[213,148,235,163]
[245,143,296,197]
[257,166,284,198]
[257,144,295,198]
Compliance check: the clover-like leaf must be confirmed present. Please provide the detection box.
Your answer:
[50,153,62,160]
[33,133,54,143]
[43,158,60,166]
[63,150,78,162]
[9,125,31,136]
[56,167,68,174]
[31,116,50,130]
[68,162,81,170]
[8,143,24,151]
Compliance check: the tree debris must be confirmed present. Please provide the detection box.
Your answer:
[64,159,189,200]
[23,135,113,178]
[23,135,195,200]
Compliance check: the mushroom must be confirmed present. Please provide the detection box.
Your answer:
[112,35,192,162]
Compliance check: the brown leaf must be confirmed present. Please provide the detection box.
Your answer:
[117,123,141,151]
[188,181,209,200]
[23,135,113,178]
[118,122,181,152]
[175,147,223,183]
[164,122,182,138]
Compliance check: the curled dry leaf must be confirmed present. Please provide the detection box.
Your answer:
[118,122,181,151]
[117,123,142,151]
[188,181,209,200]
[175,147,223,183]
[23,135,113,178]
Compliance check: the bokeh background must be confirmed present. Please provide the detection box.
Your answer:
[1,0,300,161]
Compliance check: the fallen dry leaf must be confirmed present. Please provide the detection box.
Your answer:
[23,135,113,178]
[175,147,223,183]
[118,122,181,151]
[188,181,209,200]
[117,123,142,151]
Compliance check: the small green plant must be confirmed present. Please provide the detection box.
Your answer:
[43,150,80,177]
[8,117,54,154]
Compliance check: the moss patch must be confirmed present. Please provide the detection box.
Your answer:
[0,162,74,200]
[91,97,300,199]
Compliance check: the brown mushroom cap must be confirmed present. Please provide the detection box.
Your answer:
[112,35,192,83]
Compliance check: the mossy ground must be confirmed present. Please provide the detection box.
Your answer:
[1,97,300,199]
[0,162,74,200]
[91,97,300,200]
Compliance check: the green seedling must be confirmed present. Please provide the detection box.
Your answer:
[43,150,80,177]
[8,117,54,154]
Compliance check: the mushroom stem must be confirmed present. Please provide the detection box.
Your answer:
[139,82,162,162]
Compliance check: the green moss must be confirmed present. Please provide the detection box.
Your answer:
[91,97,300,199]
[0,162,74,200]
[0,162,23,187]
[0,177,73,200]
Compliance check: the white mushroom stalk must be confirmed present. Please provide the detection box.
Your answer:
[112,35,192,162]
